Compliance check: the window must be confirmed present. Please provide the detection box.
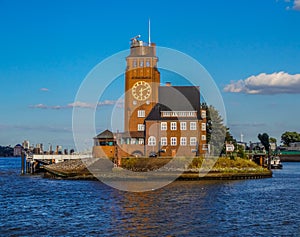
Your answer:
[202,144,208,151]
[171,122,177,130]
[190,137,197,146]
[146,59,150,67]
[180,122,186,130]
[161,122,167,131]
[201,135,206,141]
[138,124,145,131]
[201,110,206,119]
[131,138,137,144]
[138,138,144,145]
[171,137,177,146]
[133,60,137,68]
[190,122,197,130]
[180,137,187,146]
[201,123,206,131]
[161,137,167,146]
[140,60,144,67]
[148,136,156,146]
[137,110,145,118]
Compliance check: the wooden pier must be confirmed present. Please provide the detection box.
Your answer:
[21,152,92,174]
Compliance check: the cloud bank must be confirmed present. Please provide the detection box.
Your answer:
[224,72,300,94]
[29,100,123,110]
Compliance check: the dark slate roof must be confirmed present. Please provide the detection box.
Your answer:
[159,86,200,112]
[146,86,201,121]
[94,129,114,139]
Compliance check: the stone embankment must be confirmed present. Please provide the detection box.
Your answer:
[42,157,272,180]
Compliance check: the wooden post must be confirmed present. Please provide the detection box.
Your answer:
[21,151,25,175]
[26,161,30,173]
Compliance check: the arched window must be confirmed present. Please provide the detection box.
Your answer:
[148,136,156,146]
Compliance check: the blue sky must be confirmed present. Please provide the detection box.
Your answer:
[1,0,300,148]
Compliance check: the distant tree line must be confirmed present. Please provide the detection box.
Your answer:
[281,131,300,146]
[0,146,14,157]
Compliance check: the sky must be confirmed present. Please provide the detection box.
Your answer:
[1,0,300,149]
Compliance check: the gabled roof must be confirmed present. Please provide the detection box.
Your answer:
[94,129,114,139]
[158,86,200,112]
[146,86,202,121]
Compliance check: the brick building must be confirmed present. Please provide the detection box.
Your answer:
[93,36,207,159]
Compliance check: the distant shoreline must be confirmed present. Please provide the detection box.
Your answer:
[279,154,300,162]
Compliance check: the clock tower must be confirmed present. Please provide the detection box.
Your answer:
[124,35,160,133]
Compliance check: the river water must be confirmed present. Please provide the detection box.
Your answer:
[0,157,299,236]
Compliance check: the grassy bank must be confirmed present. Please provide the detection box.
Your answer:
[121,157,268,174]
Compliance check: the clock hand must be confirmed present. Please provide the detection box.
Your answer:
[140,87,149,93]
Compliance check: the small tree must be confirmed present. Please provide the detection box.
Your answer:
[203,104,230,156]
[258,133,270,156]
[237,144,246,158]
[269,137,277,144]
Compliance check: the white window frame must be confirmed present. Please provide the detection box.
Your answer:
[171,137,177,146]
[146,59,150,67]
[180,137,187,146]
[190,137,197,146]
[160,137,167,146]
[148,136,156,146]
[201,110,206,119]
[138,138,144,145]
[140,60,144,67]
[137,124,145,131]
[201,135,206,141]
[180,122,186,131]
[201,123,206,131]
[133,60,137,68]
[161,122,167,131]
[171,122,177,131]
[190,122,197,131]
[202,144,208,151]
[137,110,145,118]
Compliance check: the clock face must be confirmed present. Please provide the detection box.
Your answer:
[132,81,151,101]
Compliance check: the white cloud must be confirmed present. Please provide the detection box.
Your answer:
[29,103,48,109]
[224,71,300,94]
[29,100,120,110]
[293,0,300,10]
[67,101,97,109]
[40,88,49,92]
[284,0,300,10]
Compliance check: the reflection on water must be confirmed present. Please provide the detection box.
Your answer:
[0,158,299,236]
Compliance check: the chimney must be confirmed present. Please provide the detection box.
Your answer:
[165,82,171,87]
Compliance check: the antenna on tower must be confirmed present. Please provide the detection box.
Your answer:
[148,18,151,46]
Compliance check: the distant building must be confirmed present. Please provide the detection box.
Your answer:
[13,144,23,157]
[93,35,207,159]
[280,142,300,151]
[22,140,30,150]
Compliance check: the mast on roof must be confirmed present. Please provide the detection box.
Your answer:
[148,18,151,46]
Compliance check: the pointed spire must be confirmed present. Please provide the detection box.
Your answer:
[148,18,151,46]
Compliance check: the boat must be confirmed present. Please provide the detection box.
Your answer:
[270,156,283,169]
